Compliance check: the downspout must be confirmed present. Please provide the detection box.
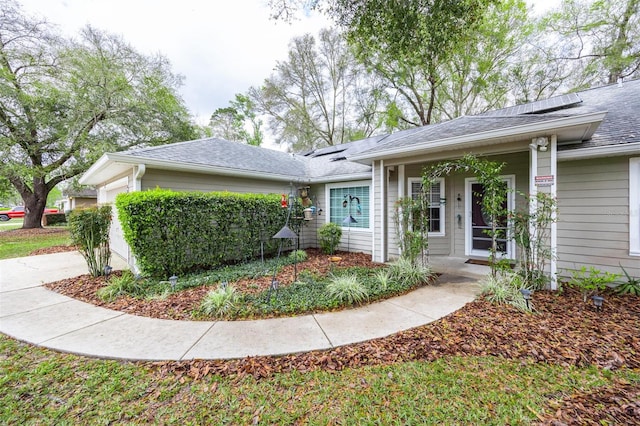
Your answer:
[550,135,558,290]
[134,164,146,191]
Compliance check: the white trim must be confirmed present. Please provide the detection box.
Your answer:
[550,135,558,289]
[81,152,371,186]
[630,157,640,256]
[324,180,372,232]
[371,162,376,261]
[407,177,446,237]
[350,111,607,162]
[558,142,640,161]
[465,175,516,258]
[380,160,386,262]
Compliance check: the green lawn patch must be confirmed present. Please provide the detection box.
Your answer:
[1,335,637,424]
[0,227,72,260]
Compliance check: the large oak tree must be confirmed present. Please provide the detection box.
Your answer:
[0,1,198,228]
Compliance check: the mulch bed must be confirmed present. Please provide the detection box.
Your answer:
[43,249,383,320]
[20,228,640,423]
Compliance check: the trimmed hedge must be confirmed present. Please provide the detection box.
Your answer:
[115,189,289,277]
[42,213,67,226]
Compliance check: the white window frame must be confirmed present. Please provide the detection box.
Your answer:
[325,180,372,232]
[408,177,446,237]
[630,157,640,256]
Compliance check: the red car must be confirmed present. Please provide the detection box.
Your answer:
[0,206,59,221]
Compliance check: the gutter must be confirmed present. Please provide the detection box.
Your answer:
[348,111,608,162]
[557,141,640,161]
[81,152,372,186]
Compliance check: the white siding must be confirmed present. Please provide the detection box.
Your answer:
[557,157,639,276]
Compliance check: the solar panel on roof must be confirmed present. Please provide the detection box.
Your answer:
[482,93,583,117]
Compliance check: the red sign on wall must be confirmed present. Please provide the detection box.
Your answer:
[535,175,554,186]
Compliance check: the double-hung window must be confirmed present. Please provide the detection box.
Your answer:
[409,178,445,236]
[327,182,370,229]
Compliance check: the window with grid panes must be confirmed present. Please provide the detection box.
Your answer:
[410,178,445,236]
[328,185,370,229]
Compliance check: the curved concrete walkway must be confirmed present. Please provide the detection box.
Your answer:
[0,252,482,361]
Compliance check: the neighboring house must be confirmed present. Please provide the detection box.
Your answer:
[58,188,98,213]
[80,79,640,284]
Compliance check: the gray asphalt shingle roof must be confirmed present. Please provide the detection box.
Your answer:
[122,137,371,181]
[349,78,640,157]
[113,79,638,182]
[558,79,640,150]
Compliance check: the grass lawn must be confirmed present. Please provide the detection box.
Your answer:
[0,226,71,259]
[1,335,637,424]
[2,228,639,424]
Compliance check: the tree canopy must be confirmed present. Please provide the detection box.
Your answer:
[0,0,198,227]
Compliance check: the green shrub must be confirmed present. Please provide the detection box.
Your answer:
[115,189,287,276]
[201,284,238,318]
[480,273,531,312]
[68,206,112,277]
[388,257,434,287]
[614,265,640,296]
[326,273,369,305]
[97,271,143,302]
[568,266,620,302]
[289,249,308,262]
[318,222,342,254]
[42,212,67,226]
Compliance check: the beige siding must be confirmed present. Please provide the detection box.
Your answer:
[141,169,286,194]
[557,157,638,276]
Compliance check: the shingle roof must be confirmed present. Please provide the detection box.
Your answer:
[558,79,640,150]
[122,137,371,181]
[103,79,638,184]
[124,137,309,178]
[349,78,640,158]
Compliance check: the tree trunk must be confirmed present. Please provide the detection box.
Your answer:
[19,177,50,229]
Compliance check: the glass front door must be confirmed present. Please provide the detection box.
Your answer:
[466,177,514,258]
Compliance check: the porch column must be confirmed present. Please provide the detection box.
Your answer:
[529,135,558,290]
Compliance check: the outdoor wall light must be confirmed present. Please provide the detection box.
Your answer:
[592,295,604,311]
[440,197,446,205]
[520,288,532,310]
[168,275,178,291]
[530,136,549,152]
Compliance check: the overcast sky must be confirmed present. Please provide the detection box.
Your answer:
[18,0,560,129]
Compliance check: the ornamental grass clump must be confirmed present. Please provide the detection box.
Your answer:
[288,249,308,262]
[326,273,369,305]
[68,206,112,277]
[97,270,144,302]
[388,257,434,287]
[480,272,531,312]
[201,284,238,318]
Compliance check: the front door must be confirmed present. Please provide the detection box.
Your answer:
[465,176,515,258]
